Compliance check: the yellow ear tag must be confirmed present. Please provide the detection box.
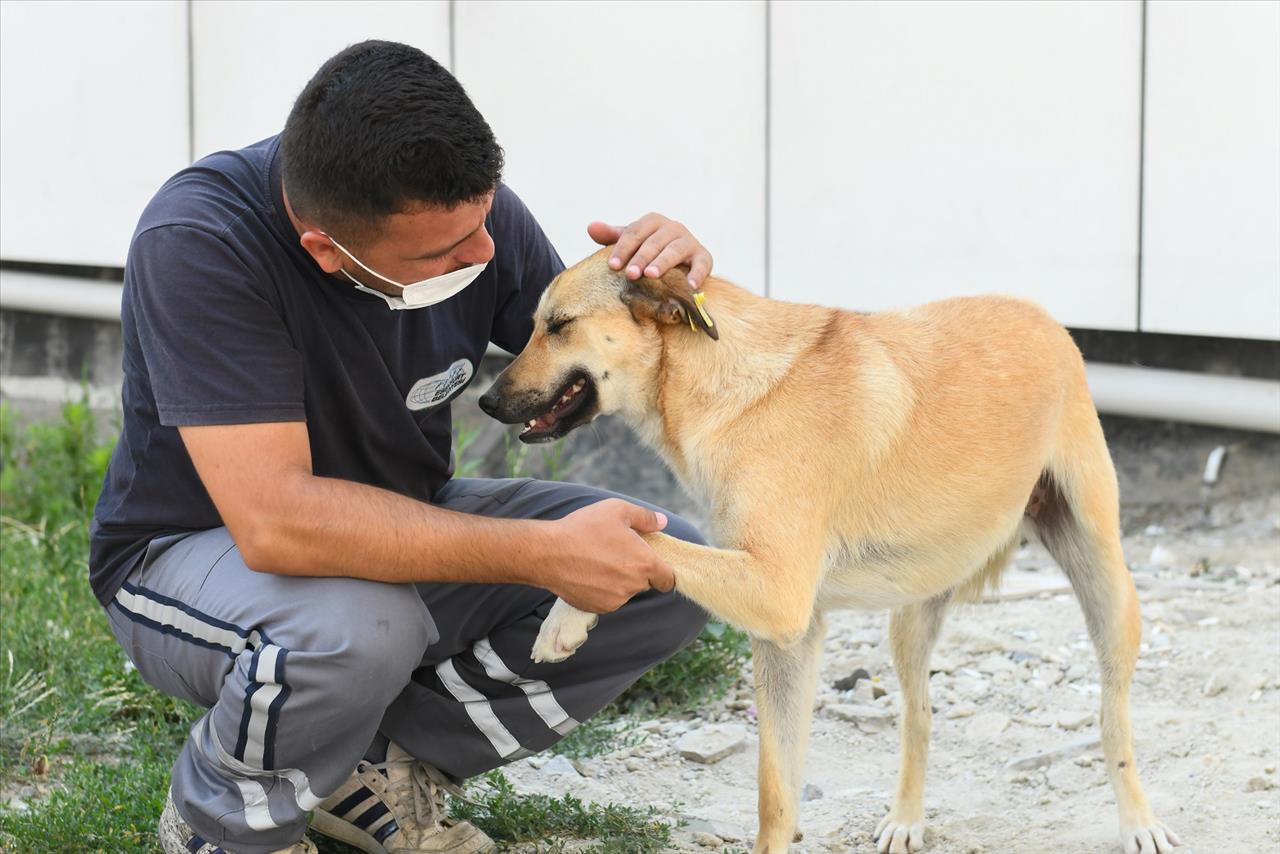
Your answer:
[693,291,714,329]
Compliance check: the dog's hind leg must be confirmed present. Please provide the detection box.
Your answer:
[751,613,826,854]
[873,594,950,854]
[1035,416,1182,852]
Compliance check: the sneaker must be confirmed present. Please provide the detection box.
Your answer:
[159,788,318,854]
[312,741,493,854]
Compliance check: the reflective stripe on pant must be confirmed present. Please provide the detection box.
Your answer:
[104,477,708,854]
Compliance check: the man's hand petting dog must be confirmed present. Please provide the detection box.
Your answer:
[588,213,714,290]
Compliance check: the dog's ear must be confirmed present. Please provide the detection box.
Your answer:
[619,265,718,340]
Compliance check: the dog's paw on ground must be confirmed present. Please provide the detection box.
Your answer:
[873,812,926,854]
[1121,819,1182,854]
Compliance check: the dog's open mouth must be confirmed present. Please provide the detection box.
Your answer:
[518,373,598,444]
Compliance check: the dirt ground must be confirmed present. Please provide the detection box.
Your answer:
[500,488,1280,853]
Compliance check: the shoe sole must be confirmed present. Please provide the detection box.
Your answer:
[310,809,389,854]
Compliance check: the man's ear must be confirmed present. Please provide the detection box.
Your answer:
[618,264,718,340]
[299,230,344,274]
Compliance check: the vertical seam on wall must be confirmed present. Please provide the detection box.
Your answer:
[764,0,771,298]
[186,0,195,164]
[1136,0,1147,332]
[448,0,456,73]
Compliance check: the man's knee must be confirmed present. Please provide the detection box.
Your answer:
[296,579,435,695]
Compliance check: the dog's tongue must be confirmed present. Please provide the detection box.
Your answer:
[539,411,557,427]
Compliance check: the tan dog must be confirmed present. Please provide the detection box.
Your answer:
[478,248,1181,854]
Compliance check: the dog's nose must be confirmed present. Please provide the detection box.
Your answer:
[478,389,499,416]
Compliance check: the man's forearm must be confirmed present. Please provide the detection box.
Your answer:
[237,471,553,587]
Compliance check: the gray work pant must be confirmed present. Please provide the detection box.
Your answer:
[104,477,709,854]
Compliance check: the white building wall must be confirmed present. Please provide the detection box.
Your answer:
[0,0,1276,341]
[1140,0,1280,341]
[0,0,190,268]
[190,1,451,159]
[770,0,1142,329]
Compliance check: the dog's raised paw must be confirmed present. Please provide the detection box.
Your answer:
[1121,821,1182,854]
[531,601,598,664]
[874,813,925,854]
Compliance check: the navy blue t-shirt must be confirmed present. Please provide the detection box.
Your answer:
[89,135,563,605]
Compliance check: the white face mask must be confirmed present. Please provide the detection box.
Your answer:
[324,234,488,310]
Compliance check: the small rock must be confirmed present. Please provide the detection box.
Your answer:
[1007,736,1102,771]
[852,680,877,705]
[526,754,549,769]
[929,654,961,675]
[625,757,644,772]
[1248,776,1277,792]
[541,754,581,777]
[966,712,1009,740]
[1149,544,1178,568]
[945,703,977,720]
[801,782,824,801]
[571,758,599,777]
[1202,671,1229,697]
[833,667,871,691]
[1056,711,1093,731]
[827,703,896,733]
[7,798,29,813]
[975,654,1016,675]
[675,724,747,764]
[953,675,990,698]
[683,817,743,843]
[692,831,724,847]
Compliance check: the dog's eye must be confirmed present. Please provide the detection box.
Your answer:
[547,317,574,336]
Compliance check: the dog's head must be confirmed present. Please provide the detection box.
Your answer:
[478,247,717,443]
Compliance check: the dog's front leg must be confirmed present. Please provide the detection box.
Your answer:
[531,529,823,664]
[752,613,826,854]
[641,532,824,648]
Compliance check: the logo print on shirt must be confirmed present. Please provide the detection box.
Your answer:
[406,359,474,411]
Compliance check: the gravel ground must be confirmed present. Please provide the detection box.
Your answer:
[499,490,1280,853]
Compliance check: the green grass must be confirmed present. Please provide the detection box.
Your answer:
[0,401,196,853]
[448,770,678,854]
[0,401,750,852]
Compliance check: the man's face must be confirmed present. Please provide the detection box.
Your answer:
[330,192,496,293]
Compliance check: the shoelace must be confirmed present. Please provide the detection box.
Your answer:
[357,755,468,834]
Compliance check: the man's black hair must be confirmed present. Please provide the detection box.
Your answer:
[281,40,504,240]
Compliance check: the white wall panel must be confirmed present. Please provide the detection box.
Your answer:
[455,0,766,293]
[770,0,1142,329]
[0,0,189,268]
[1141,0,1280,341]
[191,1,450,159]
